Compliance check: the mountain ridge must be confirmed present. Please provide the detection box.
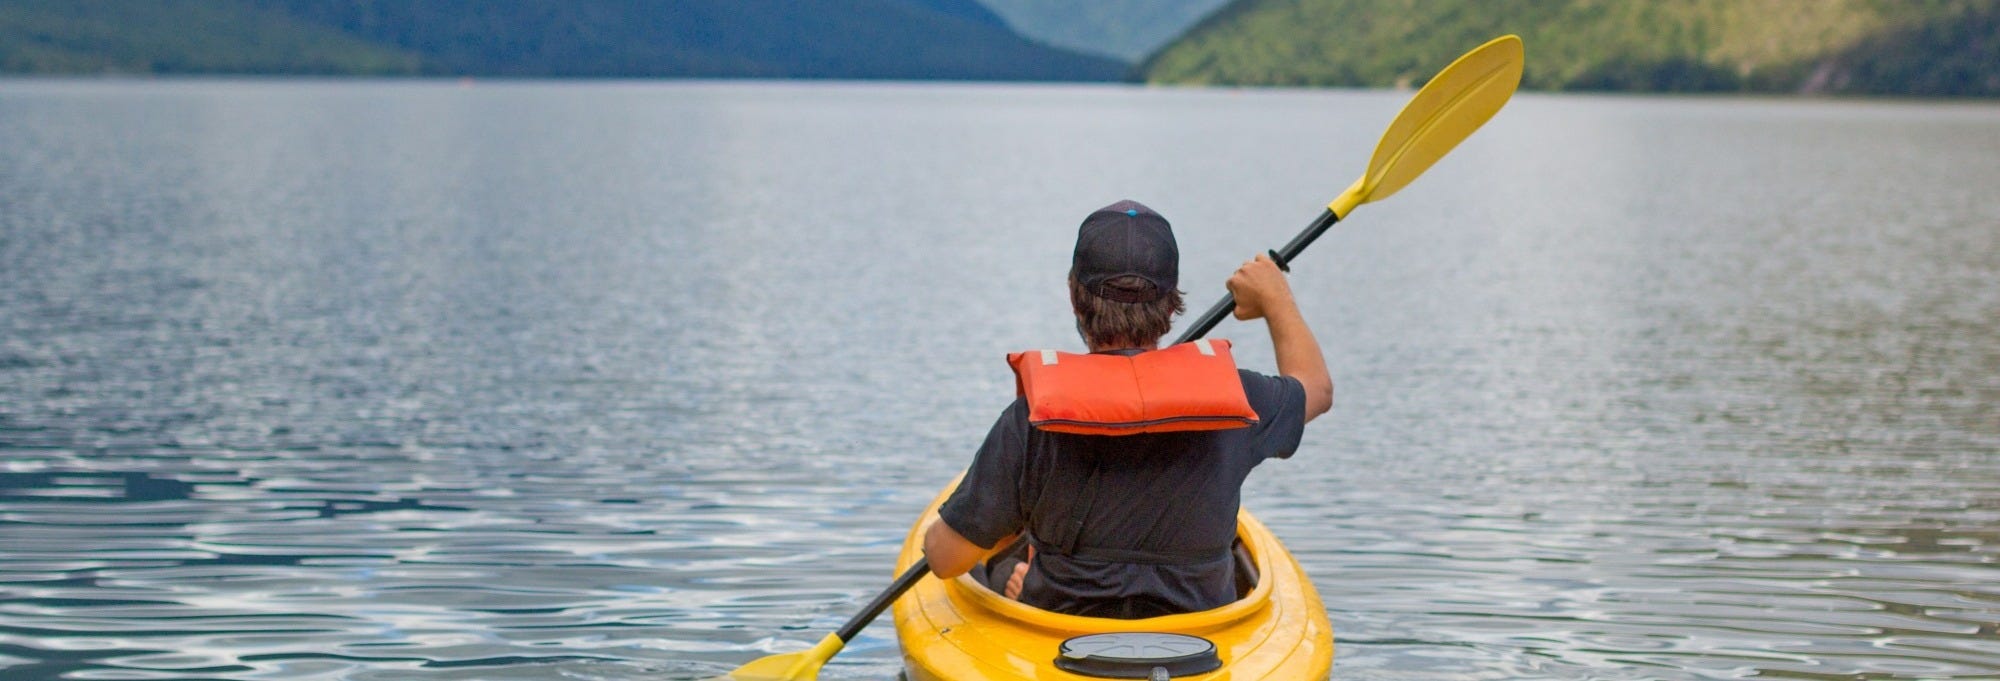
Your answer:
[1142,0,2000,96]
[0,0,1129,81]
[975,0,1233,61]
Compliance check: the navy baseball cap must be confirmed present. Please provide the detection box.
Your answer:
[1072,199,1178,303]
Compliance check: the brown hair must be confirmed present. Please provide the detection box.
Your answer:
[1069,274,1186,350]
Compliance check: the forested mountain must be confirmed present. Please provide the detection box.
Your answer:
[0,0,418,74]
[976,0,1232,61]
[1144,0,2000,96]
[0,0,1128,80]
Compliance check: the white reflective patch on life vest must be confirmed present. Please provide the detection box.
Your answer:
[1040,349,1058,366]
[1195,339,1215,356]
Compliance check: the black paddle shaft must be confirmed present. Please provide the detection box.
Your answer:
[834,532,1024,642]
[834,557,929,642]
[1172,207,1342,345]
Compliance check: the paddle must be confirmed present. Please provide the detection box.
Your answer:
[711,33,1523,681]
[708,558,931,681]
[1175,34,1525,344]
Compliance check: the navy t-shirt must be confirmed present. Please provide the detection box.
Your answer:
[937,368,1307,618]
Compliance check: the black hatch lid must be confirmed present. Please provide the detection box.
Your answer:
[1054,632,1222,679]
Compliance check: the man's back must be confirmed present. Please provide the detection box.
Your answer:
[938,369,1305,618]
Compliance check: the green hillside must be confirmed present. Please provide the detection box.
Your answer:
[0,0,1127,80]
[0,0,418,74]
[1143,0,2000,96]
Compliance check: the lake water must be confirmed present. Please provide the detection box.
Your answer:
[1,80,1996,681]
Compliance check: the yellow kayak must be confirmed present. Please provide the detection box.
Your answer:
[892,481,1333,680]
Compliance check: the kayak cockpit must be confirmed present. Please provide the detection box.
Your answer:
[939,514,1280,635]
[894,479,1331,681]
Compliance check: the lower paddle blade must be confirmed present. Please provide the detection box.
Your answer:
[709,633,843,681]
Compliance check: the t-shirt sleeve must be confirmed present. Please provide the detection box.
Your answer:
[1240,369,1307,460]
[936,399,1030,549]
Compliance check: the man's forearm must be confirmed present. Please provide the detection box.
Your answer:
[1264,300,1333,420]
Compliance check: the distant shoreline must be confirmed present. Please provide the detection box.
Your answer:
[7,76,1999,104]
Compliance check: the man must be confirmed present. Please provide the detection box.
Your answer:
[923,199,1332,619]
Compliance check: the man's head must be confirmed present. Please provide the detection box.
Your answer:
[1069,199,1185,350]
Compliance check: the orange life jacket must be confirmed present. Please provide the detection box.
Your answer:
[1007,339,1258,436]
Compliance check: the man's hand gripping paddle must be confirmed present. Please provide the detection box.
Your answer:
[710,34,1524,681]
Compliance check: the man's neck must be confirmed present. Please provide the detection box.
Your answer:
[1087,343,1159,354]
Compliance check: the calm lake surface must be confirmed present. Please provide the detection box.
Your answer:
[1,80,1996,681]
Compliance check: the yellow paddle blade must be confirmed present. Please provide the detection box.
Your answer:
[709,632,844,681]
[1329,34,1524,218]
